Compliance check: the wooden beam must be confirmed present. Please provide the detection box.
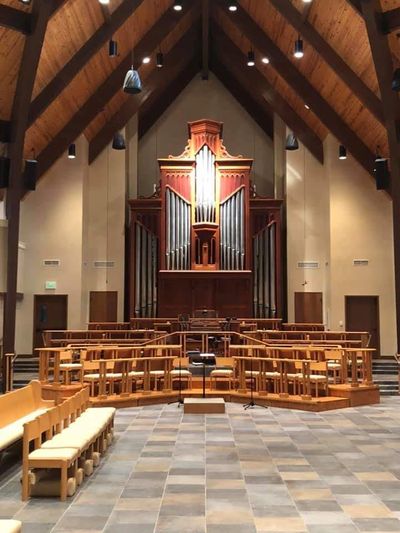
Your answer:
[89,28,201,163]
[347,0,362,14]
[139,62,199,139]
[360,1,400,352]
[212,59,274,141]
[211,26,323,163]
[202,0,209,80]
[0,121,11,143]
[0,5,31,34]
[28,0,146,126]
[269,0,384,125]
[35,6,196,180]
[382,7,400,34]
[220,2,375,175]
[3,0,52,366]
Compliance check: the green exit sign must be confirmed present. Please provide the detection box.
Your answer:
[45,281,57,290]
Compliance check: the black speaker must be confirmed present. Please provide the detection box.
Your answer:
[23,159,38,191]
[0,156,10,188]
[374,158,390,191]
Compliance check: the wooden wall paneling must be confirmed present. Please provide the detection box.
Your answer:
[211,25,323,164]
[202,0,209,80]
[34,6,197,181]
[268,0,384,125]
[2,0,53,373]
[88,24,201,163]
[0,28,25,120]
[28,0,146,126]
[360,0,400,352]
[220,2,376,176]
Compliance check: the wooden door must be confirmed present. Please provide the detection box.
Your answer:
[345,296,380,356]
[33,295,68,349]
[89,291,118,322]
[294,292,323,323]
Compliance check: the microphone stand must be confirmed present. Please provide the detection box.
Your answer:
[243,356,268,410]
[169,355,184,407]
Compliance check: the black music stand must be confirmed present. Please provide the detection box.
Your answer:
[243,356,269,411]
[191,353,216,398]
[168,355,184,407]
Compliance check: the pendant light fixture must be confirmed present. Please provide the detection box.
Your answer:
[339,145,347,160]
[24,150,38,191]
[294,36,304,58]
[112,132,126,150]
[247,50,255,67]
[109,39,118,57]
[374,146,390,190]
[68,143,76,159]
[123,29,142,94]
[285,132,299,151]
[156,52,164,68]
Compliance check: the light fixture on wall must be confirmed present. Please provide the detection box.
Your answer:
[294,36,304,58]
[247,50,255,67]
[156,52,164,68]
[392,68,400,91]
[112,132,126,150]
[339,145,347,160]
[68,143,76,159]
[285,132,299,151]
[109,39,118,57]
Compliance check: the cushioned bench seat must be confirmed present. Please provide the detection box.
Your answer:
[0,520,22,533]
[0,408,48,450]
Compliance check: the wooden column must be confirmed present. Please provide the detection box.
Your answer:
[2,0,52,384]
[360,0,400,352]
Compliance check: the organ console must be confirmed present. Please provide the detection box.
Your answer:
[129,119,282,318]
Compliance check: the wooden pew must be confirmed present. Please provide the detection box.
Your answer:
[0,381,54,454]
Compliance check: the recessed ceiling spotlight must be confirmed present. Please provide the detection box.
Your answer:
[262,57,270,64]
[228,1,238,11]
[294,37,304,59]
[68,143,76,159]
[19,0,31,4]
[109,40,118,57]
[142,56,151,64]
[302,0,312,3]
[247,50,255,67]
[156,52,164,68]
[98,0,110,4]
[339,145,347,160]
[304,104,310,110]
[173,2,183,11]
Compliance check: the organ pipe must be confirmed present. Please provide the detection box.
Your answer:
[165,188,191,270]
[134,222,158,317]
[220,188,245,271]
[252,222,277,318]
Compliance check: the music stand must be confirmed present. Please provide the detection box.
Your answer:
[243,356,268,411]
[168,354,184,407]
[191,353,216,398]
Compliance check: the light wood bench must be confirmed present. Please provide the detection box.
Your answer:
[0,381,54,453]
[22,388,115,501]
[0,520,21,533]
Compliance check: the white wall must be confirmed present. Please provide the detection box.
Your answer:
[286,134,396,356]
[138,73,274,198]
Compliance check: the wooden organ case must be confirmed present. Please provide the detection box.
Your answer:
[129,120,282,318]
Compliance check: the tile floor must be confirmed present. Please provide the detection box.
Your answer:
[3,398,400,532]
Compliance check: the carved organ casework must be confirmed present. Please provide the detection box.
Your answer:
[129,119,282,318]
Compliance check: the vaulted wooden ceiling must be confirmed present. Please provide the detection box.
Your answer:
[0,0,399,188]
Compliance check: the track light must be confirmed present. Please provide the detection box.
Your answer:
[228,1,238,11]
[285,133,299,151]
[392,68,400,91]
[109,40,118,57]
[23,158,38,191]
[156,52,164,68]
[339,145,347,160]
[173,2,183,11]
[123,66,142,94]
[112,132,126,150]
[68,144,76,159]
[247,50,255,67]
[294,37,304,59]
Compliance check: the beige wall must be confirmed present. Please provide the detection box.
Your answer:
[138,72,274,198]
[286,134,396,356]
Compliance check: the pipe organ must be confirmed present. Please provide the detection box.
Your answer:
[129,120,282,318]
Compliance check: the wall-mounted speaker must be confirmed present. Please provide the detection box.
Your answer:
[23,159,38,191]
[0,156,10,188]
[374,159,390,191]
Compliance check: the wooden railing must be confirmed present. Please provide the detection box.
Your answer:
[42,329,163,348]
[1,352,16,393]
[246,330,370,347]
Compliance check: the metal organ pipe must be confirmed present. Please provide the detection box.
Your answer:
[165,188,191,270]
[195,146,216,223]
[220,188,245,271]
[134,222,158,317]
[252,222,277,318]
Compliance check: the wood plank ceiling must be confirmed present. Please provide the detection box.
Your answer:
[0,0,398,179]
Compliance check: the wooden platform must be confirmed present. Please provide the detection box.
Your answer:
[184,397,225,414]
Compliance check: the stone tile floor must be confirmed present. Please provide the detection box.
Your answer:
[2,398,400,532]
